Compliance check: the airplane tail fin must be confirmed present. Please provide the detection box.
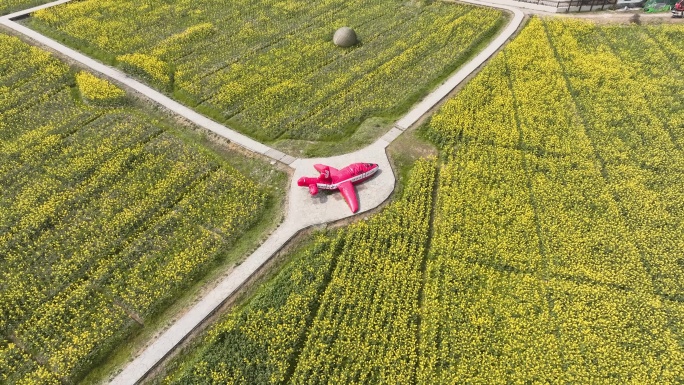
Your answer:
[298,177,319,195]
[297,177,310,187]
[308,184,319,195]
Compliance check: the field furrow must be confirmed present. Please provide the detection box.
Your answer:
[0,33,278,383]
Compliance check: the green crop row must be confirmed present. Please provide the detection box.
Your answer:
[0,0,53,16]
[29,0,504,149]
[0,34,271,383]
[421,18,684,383]
[157,158,437,384]
[151,19,684,385]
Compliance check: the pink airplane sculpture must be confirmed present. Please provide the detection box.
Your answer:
[297,162,379,213]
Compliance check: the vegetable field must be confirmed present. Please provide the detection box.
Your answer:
[28,0,504,151]
[153,19,684,384]
[0,34,275,384]
[422,18,684,383]
[157,158,437,385]
[0,0,52,15]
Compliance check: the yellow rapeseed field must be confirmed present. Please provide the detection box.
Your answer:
[0,34,271,384]
[156,18,684,385]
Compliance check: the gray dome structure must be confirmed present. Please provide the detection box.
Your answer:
[333,27,358,47]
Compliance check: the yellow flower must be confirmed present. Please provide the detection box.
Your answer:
[75,71,126,105]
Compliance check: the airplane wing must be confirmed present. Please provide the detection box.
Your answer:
[337,181,359,213]
[314,164,339,174]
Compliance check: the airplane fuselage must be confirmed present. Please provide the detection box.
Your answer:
[314,164,378,190]
[297,162,380,212]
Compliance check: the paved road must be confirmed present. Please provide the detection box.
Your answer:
[2,1,524,383]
